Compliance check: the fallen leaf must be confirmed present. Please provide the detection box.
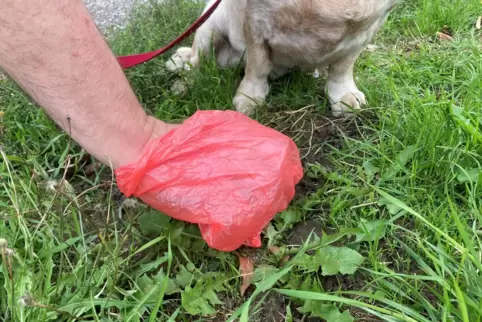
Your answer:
[476,16,481,30]
[238,255,254,296]
[437,31,454,41]
[84,161,102,175]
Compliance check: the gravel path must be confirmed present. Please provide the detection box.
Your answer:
[83,0,148,34]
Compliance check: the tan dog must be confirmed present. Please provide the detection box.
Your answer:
[166,0,400,117]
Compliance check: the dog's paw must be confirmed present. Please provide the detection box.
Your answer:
[165,47,192,72]
[233,94,261,116]
[233,80,269,116]
[330,90,366,118]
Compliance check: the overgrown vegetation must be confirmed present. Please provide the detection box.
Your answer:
[1,0,482,321]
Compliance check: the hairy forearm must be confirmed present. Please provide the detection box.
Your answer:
[0,0,169,168]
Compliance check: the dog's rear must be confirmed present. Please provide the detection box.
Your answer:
[166,0,400,116]
[258,1,396,68]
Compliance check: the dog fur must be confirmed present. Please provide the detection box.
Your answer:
[166,0,400,117]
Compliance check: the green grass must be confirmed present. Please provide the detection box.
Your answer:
[1,0,482,321]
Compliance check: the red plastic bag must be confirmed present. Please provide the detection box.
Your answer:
[115,110,303,252]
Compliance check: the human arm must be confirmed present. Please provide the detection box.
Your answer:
[0,0,176,168]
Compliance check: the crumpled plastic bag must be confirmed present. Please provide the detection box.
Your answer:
[115,110,303,252]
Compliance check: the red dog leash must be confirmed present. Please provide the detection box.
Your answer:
[117,0,222,69]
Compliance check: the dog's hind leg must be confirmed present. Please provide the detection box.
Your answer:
[165,46,193,72]
[215,38,244,69]
[165,1,226,72]
[165,21,222,72]
[326,51,366,117]
[233,23,273,115]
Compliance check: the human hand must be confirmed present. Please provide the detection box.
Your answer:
[109,116,181,169]
[115,110,303,252]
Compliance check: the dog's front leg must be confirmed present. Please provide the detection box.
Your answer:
[326,52,366,117]
[233,23,273,116]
